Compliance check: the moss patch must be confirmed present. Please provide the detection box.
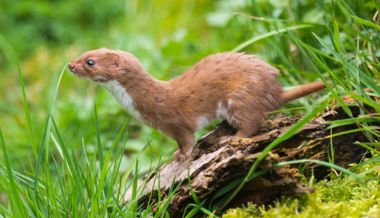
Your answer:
[223,176,380,218]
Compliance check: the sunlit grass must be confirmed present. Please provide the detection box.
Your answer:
[0,0,379,217]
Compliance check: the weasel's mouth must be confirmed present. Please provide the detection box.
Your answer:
[67,63,108,82]
[68,63,80,74]
[70,70,85,77]
[68,64,86,77]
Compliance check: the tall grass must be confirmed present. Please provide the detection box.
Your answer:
[0,0,379,217]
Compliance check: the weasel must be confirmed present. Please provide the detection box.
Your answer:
[68,48,325,161]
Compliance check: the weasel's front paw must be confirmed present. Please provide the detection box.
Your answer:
[173,148,192,162]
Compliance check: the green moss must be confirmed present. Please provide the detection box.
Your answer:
[223,176,380,218]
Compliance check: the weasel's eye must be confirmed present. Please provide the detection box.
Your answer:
[86,59,96,66]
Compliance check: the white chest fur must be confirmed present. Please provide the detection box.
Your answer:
[103,80,142,120]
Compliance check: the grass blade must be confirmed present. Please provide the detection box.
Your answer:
[0,128,27,218]
[232,24,317,52]
[275,159,360,178]
[93,100,104,168]
[351,15,380,30]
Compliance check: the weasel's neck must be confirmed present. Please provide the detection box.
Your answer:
[103,71,169,122]
[103,80,143,120]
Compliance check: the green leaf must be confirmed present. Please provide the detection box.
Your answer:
[351,15,380,30]
[232,24,317,52]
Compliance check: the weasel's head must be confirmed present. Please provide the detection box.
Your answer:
[68,48,142,83]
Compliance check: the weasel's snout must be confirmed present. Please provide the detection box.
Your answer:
[68,62,86,77]
[68,63,75,72]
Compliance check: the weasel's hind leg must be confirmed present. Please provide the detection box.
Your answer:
[233,111,265,138]
[218,111,265,145]
[229,90,281,138]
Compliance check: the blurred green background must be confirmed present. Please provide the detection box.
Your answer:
[0,0,379,216]
[0,0,378,171]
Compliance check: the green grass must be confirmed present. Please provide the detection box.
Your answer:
[0,0,379,217]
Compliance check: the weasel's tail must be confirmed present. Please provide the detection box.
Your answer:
[281,81,325,103]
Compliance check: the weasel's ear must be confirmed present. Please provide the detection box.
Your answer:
[111,57,120,68]
[105,52,122,69]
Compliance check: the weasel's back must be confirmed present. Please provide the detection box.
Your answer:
[168,52,283,116]
[169,52,279,91]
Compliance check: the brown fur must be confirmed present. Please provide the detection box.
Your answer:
[69,48,325,161]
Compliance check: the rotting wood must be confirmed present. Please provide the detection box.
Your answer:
[123,103,376,217]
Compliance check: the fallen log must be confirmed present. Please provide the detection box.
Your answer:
[124,102,376,216]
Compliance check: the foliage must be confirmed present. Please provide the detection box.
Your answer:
[0,0,125,60]
[0,0,379,217]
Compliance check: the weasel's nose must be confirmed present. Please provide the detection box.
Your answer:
[68,63,75,71]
